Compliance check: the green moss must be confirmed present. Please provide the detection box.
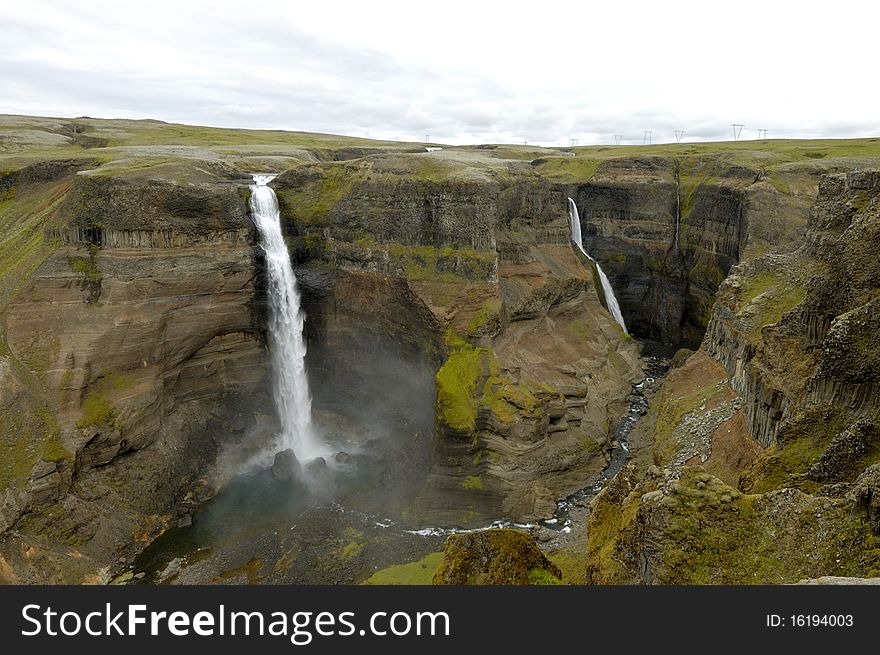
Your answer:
[329,528,367,561]
[461,475,484,491]
[736,270,806,340]
[0,179,69,313]
[362,552,444,585]
[533,156,600,183]
[527,568,562,585]
[435,343,484,431]
[275,163,362,226]
[652,379,727,467]
[386,242,495,282]
[547,549,589,584]
[67,255,100,281]
[466,298,502,335]
[336,541,366,561]
[0,387,69,490]
[584,477,642,583]
[743,406,849,494]
[433,529,562,585]
[76,392,114,429]
[659,471,880,583]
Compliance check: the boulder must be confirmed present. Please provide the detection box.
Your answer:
[271,449,302,482]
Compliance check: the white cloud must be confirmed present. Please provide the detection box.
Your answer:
[1,0,878,145]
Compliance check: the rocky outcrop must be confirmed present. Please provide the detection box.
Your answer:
[705,170,880,447]
[432,528,561,585]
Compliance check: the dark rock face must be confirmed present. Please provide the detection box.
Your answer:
[271,449,302,481]
[432,529,561,585]
[573,169,745,347]
[572,156,810,348]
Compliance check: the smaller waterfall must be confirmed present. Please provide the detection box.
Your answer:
[250,174,323,460]
[567,198,628,332]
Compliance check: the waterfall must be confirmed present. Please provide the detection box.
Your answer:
[250,174,322,459]
[567,198,628,332]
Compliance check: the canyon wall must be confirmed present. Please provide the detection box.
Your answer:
[0,165,271,582]
[272,155,643,525]
[584,169,880,584]
[572,155,813,347]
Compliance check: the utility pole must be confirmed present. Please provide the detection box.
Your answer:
[675,129,685,143]
[757,128,768,141]
[425,134,430,143]
[569,138,579,147]
[643,130,652,145]
[614,134,623,145]
[732,123,744,141]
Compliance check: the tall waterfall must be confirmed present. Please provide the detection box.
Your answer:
[250,174,321,459]
[567,198,628,332]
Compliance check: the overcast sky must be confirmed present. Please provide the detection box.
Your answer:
[1,0,878,146]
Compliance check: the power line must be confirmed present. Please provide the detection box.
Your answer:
[643,130,652,145]
[757,128,768,141]
[674,129,686,143]
[732,123,744,141]
[613,134,623,145]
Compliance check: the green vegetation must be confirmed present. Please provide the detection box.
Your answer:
[460,475,484,491]
[736,270,807,340]
[67,255,100,281]
[436,338,551,433]
[0,178,70,313]
[587,468,880,584]
[362,552,444,585]
[584,473,642,583]
[76,392,114,428]
[275,162,364,226]
[435,342,484,431]
[387,243,496,282]
[659,471,880,583]
[333,528,367,561]
[743,406,850,494]
[533,156,600,182]
[466,298,502,335]
[652,378,728,467]
[432,529,562,585]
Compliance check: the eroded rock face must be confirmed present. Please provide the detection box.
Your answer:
[705,170,880,447]
[0,168,271,582]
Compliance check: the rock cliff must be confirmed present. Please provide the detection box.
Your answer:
[584,170,880,583]
[0,163,271,582]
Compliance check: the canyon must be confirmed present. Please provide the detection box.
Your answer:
[1,114,879,583]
